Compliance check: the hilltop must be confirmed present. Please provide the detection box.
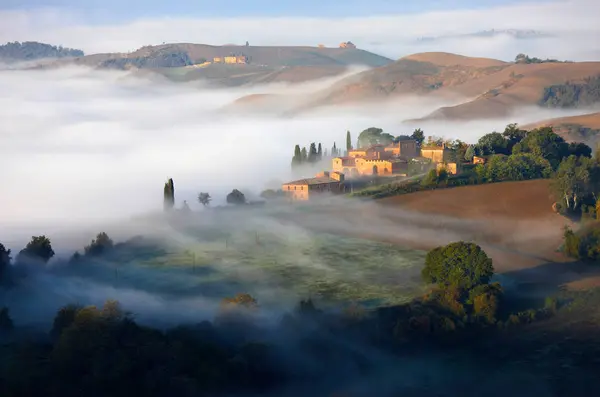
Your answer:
[42,43,392,86]
[0,41,84,62]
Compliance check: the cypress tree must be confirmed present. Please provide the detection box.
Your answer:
[346,131,352,153]
[301,147,308,162]
[308,143,317,163]
[332,142,338,157]
[291,144,302,168]
[317,143,323,161]
[164,178,175,211]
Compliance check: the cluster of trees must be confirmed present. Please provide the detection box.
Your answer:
[357,127,425,148]
[100,51,194,69]
[514,53,568,64]
[539,75,600,108]
[291,142,324,168]
[0,41,84,61]
[469,126,593,184]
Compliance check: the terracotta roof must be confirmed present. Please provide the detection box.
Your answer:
[283,176,340,186]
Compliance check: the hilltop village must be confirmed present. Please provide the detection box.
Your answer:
[282,131,470,201]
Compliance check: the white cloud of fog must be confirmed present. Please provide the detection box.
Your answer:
[1,0,599,61]
[0,65,594,250]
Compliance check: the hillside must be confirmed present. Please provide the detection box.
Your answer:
[42,43,392,86]
[522,112,600,144]
[286,52,600,119]
[0,41,84,62]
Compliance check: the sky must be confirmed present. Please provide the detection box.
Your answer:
[0,0,549,19]
[1,0,599,60]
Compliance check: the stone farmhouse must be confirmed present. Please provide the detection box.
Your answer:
[281,171,345,201]
[281,138,461,201]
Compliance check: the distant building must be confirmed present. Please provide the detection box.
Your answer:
[384,139,418,158]
[282,171,345,201]
[339,41,357,49]
[420,143,452,163]
[213,54,249,64]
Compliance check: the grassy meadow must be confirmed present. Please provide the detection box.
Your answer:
[57,217,427,310]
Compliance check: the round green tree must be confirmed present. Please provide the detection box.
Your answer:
[422,241,494,289]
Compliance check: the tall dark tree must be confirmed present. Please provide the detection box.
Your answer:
[331,142,338,157]
[291,144,302,168]
[17,236,55,264]
[0,243,11,283]
[411,128,425,146]
[317,143,323,161]
[301,147,308,162]
[163,178,175,211]
[226,189,246,205]
[308,143,317,163]
[346,130,352,153]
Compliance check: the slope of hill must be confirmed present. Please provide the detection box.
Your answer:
[294,52,600,119]
[522,112,600,144]
[0,41,84,62]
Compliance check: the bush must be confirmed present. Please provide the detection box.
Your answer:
[422,242,494,290]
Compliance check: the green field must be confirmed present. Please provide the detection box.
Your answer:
[62,220,427,310]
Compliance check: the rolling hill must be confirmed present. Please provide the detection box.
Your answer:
[0,41,84,63]
[41,43,393,86]
[273,52,600,119]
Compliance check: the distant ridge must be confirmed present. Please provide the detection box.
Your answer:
[0,41,84,62]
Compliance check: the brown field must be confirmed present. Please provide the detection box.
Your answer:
[288,180,600,292]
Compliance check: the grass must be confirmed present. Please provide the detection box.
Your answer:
[57,223,427,310]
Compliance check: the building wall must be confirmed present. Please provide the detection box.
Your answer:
[213,57,223,63]
[421,148,450,163]
[384,140,418,158]
[473,156,486,164]
[281,183,310,201]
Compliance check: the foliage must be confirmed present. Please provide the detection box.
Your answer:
[551,155,600,213]
[477,132,510,155]
[512,127,572,169]
[422,242,494,290]
[502,123,528,152]
[17,235,55,264]
[198,192,212,207]
[0,307,14,331]
[0,41,83,61]
[163,178,175,211]
[0,242,11,283]
[411,128,425,146]
[331,142,340,157]
[464,146,475,161]
[539,75,600,108]
[475,153,552,183]
[420,167,449,188]
[346,130,352,152]
[84,232,114,257]
[226,189,246,205]
[562,224,600,261]
[515,53,568,64]
[101,51,193,69]
[357,127,395,148]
